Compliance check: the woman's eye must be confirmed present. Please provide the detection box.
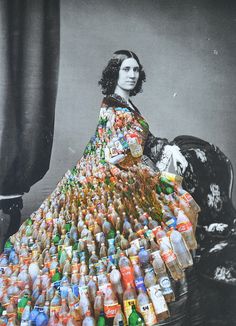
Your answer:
[134,67,140,72]
[123,68,129,72]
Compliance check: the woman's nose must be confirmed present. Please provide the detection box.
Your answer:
[128,70,135,78]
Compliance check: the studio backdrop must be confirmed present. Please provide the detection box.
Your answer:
[0,0,60,195]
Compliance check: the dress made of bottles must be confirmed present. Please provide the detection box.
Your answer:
[0,95,200,326]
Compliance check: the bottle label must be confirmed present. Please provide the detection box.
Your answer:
[124,299,137,320]
[159,276,173,295]
[165,217,177,228]
[177,222,192,232]
[104,303,119,318]
[50,305,61,314]
[139,303,157,326]
[161,250,176,263]
[147,285,169,315]
[181,192,192,203]
[130,238,140,250]
[129,255,139,265]
[120,266,134,287]
[135,276,146,291]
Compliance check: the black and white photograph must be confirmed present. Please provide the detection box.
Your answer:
[0,0,235,325]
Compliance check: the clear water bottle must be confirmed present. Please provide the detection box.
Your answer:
[169,228,193,269]
[159,237,184,281]
[175,208,197,250]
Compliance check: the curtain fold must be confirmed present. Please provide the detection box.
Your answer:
[0,0,60,195]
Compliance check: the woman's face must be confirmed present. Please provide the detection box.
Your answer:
[116,58,140,92]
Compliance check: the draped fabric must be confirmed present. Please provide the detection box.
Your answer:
[0,0,60,195]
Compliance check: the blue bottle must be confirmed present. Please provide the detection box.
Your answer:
[9,248,19,265]
[138,246,150,269]
[29,305,40,325]
[35,308,49,326]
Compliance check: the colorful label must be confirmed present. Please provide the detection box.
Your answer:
[177,222,192,232]
[161,250,176,263]
[139,303,157,326]
[124,299,137,320]
[129,255,139,265]
[50,305,61,315]
[166,217,177,228]
[181,192,192,203]
[147,285,169,315]
[135,276,146,291]
[120,266,134,287]
[104,303,119,318]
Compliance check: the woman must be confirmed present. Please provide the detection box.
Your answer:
[0,50,200,325]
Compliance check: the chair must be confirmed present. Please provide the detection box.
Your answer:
[173,135,236,325]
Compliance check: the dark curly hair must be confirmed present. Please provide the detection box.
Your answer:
[98,50,146,97]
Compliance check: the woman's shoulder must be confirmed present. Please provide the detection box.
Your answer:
[102,95,127,108]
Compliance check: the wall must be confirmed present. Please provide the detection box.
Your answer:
[22,0,236,217]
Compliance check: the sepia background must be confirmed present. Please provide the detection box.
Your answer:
[22,0,236,217]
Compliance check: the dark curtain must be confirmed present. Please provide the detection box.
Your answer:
[0,0,60,195]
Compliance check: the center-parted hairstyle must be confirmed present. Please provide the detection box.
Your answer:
[98,50,146,97]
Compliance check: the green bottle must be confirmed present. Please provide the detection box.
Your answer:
[4,239,12,251]
[97,311,106,326]
[64,221,72,232]
[0,303,3,316]
[128,305,145,326]
[107,227,116,240]
[17,294,29,320]
[52,233,60,246]
[51,268,62,283]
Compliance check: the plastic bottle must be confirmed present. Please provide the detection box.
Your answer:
[146,279,170,322]
[113,305,126,326]
[17,294,29,320]
[110,266,123,301]
[123,283,137,322]
[169,228,193,269]
[82,310,95,326]
[94,291,104,321]
[138,247,150,270]
[175,208,197,250]
[152,226,166,243]
[143,268,157,289]
[97,311,106,326]
[104,283,119,320]
[133,263,146,293]
[159,237,184,281]
[20,301,32,326]
[87,276,97,305]
[128,304,144,326]
[29,305,40,325]
[118,253,135,288]
[35,307,49,326]
[151,251,175,303]
[136,287,157,326]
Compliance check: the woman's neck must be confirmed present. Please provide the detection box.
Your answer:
[114,86,130,102]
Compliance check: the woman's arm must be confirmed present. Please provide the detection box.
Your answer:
[143,130,188,174]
